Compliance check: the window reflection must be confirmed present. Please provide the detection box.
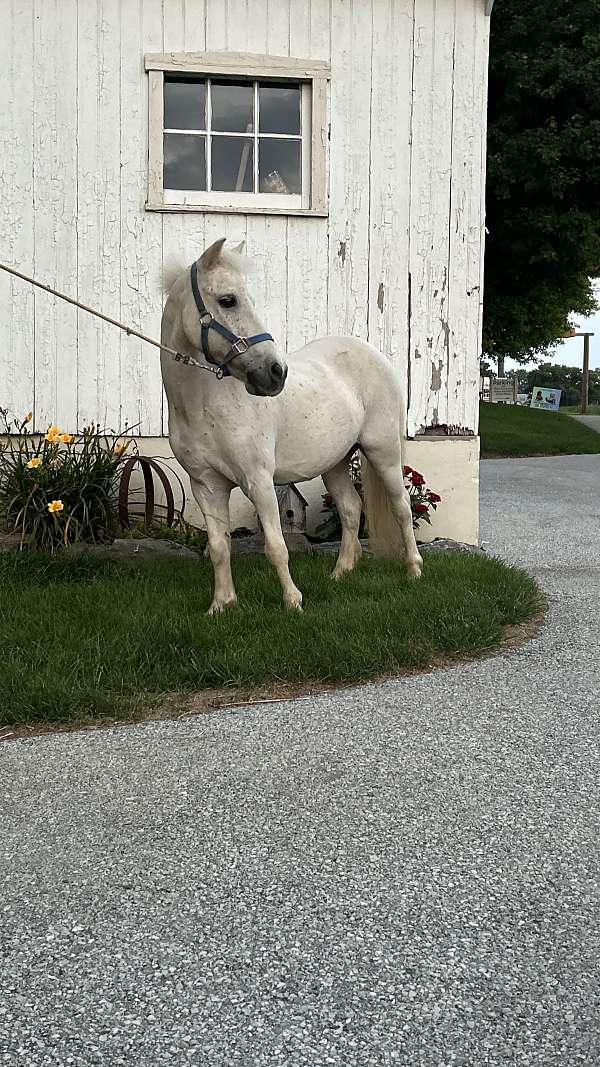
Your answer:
[211,137,254,192]
[259,139,301,195]
[164,133,206,190]
[164,78,206,130]
[259,84,300,135]
[162,77,304,197]
[211,81,254,133]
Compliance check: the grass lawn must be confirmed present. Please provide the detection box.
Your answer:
[480,402,600,458]
[0,550,540,729]
[558,404,600,416]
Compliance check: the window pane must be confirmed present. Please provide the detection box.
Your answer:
[211,137,254,192]
[164,78,206,130]
[259,84,301,135]
[259,138,301,195]
[163,133,206,190]
[211,81,254,133]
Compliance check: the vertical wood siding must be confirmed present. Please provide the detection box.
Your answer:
[368,0,414,393]
[0,0,35,421]
[77,0,121,433]
[0,0,490,437]
[33,0,78,431]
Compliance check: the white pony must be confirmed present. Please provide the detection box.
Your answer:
[161,238,422,613]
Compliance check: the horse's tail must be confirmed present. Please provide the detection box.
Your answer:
[361,458,406,560]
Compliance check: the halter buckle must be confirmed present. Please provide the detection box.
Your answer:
[199,310,213,325]
[230,337,249,356]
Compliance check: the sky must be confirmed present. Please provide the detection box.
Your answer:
[505,280,600,373]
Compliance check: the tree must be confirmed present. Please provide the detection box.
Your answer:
[483,2,600,373]
[521,362,600,406]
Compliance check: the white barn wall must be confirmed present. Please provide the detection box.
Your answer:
[0,0,491,540]
[0,0,35,418]
[77,0,121,435]
[33,0,78,433]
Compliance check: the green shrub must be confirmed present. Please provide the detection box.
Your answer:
[0,411,131,550]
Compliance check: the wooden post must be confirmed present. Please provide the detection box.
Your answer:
[235,122,253,192]
[581,334,590,415]
[562,330,594,415]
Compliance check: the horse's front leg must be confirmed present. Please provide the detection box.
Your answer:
[190,476,237,615]
[246,474,303,611]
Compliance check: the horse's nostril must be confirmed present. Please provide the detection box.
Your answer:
[271,361,284,380]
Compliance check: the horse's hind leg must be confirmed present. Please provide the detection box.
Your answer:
[190,476,237,614]
[322,461,363,579]
[360,437,423,579]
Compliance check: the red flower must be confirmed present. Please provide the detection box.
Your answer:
[428,492,441,503]
[403,465,413,476]
[323,494,334,506]
[415,502,429,513]
[411,472,425,486]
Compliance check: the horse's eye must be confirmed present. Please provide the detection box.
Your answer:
[218,294,237,309]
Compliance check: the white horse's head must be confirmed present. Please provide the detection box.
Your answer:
[170,238,287,397]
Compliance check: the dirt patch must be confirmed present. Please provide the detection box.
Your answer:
[0,599,546,744]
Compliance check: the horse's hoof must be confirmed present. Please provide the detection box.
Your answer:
[331,567,350,581]
[407,563,422,580]
[207,597,237,615]
[331,547,362,580]
[285,593,303,612]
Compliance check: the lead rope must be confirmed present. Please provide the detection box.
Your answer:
[0,260,221,376]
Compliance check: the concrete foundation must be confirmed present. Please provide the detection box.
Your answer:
[135,436,480,546]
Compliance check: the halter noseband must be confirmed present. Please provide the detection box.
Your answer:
[188,261,274,379]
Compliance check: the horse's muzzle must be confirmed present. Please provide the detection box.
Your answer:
[246,361,288,397]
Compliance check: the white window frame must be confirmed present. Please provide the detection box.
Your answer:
[145,52,330,217]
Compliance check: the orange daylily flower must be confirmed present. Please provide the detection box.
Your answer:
[26,457,42,470]
[47,500,64,513]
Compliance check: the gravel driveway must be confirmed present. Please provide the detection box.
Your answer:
[2,456,600,1067]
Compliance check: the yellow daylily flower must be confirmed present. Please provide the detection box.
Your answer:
[58,433,74,445]
[47,500,64,514]
[24,411,33,423]
[45,425,61,444]
[114,443,127,456]
[26,457,42,470]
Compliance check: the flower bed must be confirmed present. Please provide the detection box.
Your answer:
[0,412,130,549]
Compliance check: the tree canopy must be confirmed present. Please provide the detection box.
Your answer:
[483,1,600,366]
[509,362,600,406]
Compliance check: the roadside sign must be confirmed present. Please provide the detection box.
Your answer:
[489,378,517,404]
[530,387,562,411]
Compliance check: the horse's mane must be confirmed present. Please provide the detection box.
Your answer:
[161,258,186,294]
[161,246,253,294]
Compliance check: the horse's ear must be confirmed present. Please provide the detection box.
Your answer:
[200,237,227,272]
[231,240,246,256]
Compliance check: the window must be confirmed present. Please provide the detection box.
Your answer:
[163,78,304,205]
[145,53,329,216]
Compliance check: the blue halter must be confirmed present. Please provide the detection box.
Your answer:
[189,261,274,379]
